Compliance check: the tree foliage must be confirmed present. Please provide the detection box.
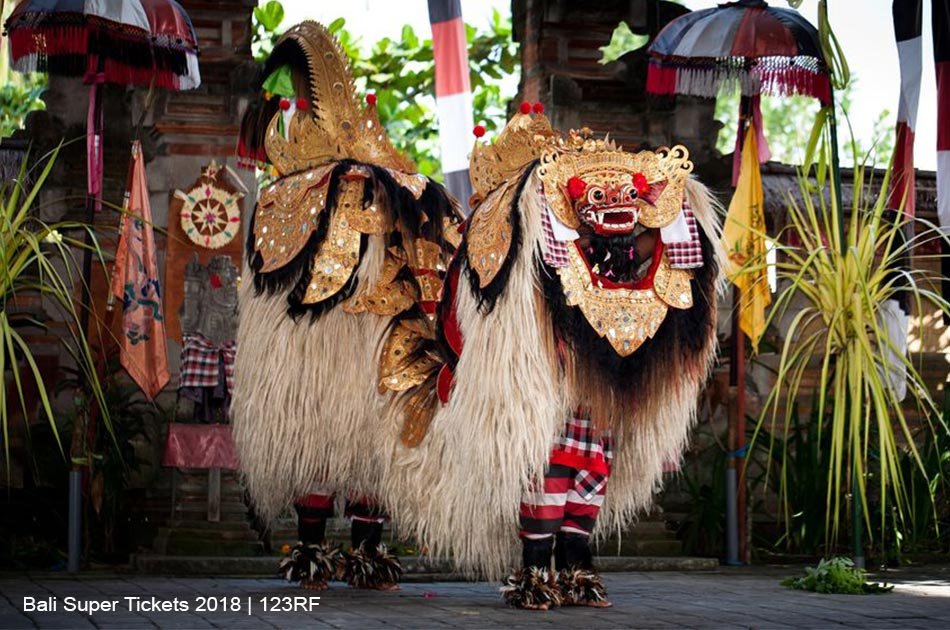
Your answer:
[252,4,519,179]
[0,1,47,139]
[0,77,47,140]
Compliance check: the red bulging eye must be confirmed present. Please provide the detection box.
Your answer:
[567,176,587,200]
[632,172,650,196]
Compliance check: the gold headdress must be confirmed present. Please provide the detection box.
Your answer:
[263,21,416,176]
[469,111,692,229]
[468,109,558,207]
[466,112,700,356]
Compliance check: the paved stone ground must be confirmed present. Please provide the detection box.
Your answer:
[0,567,948,629]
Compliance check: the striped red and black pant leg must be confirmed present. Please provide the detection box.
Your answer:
[562,476,607,537]
[519,464,605,539]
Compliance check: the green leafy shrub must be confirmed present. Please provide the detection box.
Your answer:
[782,557,892,594]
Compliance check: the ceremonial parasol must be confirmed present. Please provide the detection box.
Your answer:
[646,0,830,103]
[646,0,837,567]
[4,0,202,215]
[5,0,200,89]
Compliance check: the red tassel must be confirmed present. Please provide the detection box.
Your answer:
[646,62,677,96]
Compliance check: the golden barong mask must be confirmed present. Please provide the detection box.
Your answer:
[539,139,693,232]
[467,111,699,356]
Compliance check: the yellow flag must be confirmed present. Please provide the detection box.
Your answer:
[721,125,770,353]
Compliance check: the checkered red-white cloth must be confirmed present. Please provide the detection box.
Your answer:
[549,416,613,501]
[179,333,236,393]
[539,186,570,268]
[666,202,704,269]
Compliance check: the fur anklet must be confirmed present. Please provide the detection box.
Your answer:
[501,567,563,609]
[557,568,609,606]
[341,544,403,589]
[278,542,341,584]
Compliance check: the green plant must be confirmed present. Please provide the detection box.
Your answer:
[57,359,162,558]
[0,0,47,138]
[871,422,950,558]
[782,556,892,594]
[751,112,950,551]
[598,22,648,65]
[713,80,894,169]
[338,13,518,178]
[675,424,728,558]
[252,1,286,61]
[0,145,110,477]
[0,75,47,139]
[751,403,832,555]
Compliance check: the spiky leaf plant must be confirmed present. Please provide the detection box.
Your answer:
[751,114,949,552]
[1,144,110,475]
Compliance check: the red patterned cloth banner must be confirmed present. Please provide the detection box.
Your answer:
[111,142,170,400]
[162,423,239,470]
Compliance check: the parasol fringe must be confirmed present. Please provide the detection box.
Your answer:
[648,57,831,103]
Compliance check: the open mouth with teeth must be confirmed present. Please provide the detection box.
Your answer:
[581,204,641,236]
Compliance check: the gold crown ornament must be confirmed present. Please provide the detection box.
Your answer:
[468,101,558,208]
[468,105,693,231]
[262,21,416,176]
[465,110,700,357]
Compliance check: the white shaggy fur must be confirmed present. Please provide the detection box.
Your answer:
[384,171,568,578]
[231,233,393,521]
[232,174,722,580]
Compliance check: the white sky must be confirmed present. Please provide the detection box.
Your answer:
[282,0,939,170]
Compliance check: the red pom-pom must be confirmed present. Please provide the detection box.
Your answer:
[366,93,377,106]
[278,97,291,111]
[209,273,222,289]
[472,125,486,138]
[632,172,650,195]
[532,102,544,114]
[567,176,587,200]
[296,97,309,111]
[519,101,531,114]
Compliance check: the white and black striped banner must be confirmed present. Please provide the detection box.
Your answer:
[428,0,474,214]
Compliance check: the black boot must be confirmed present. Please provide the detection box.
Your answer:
[553,533,609,607]
[555,532,593,570]
[297,515,327,546]
[502,538,562,610]
[350,519,383,551]
[341,520,401,589]
[523,536,554,570]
